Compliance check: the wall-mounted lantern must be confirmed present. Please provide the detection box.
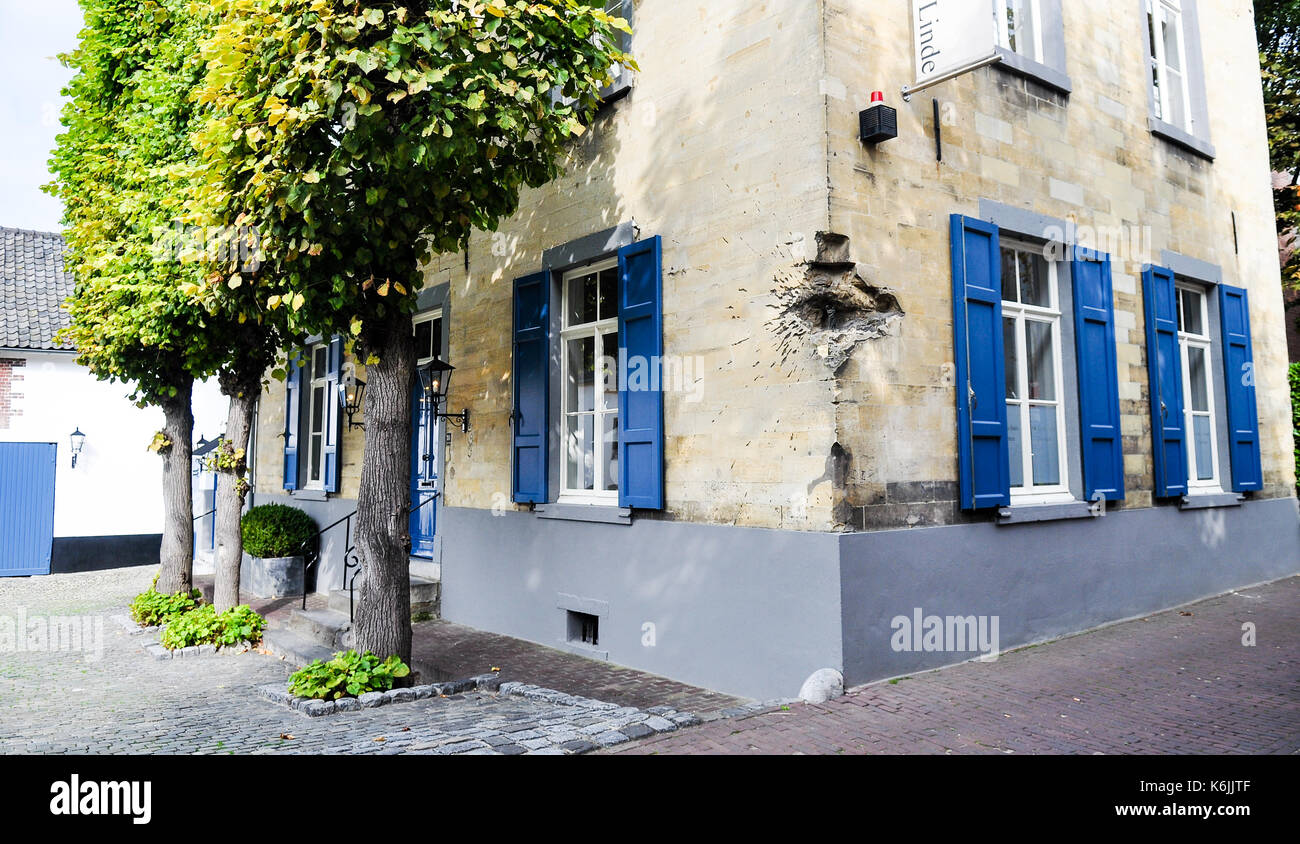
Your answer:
[340,362,366,431]
[419,359,470,433]
[69,427,86,468]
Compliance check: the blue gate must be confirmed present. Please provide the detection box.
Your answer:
[0,442,56,577]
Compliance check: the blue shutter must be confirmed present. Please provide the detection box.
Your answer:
[1072,247,1126,502]
[283,351,302,490]
[512,271,550,503]
[323,336,343,494]
[618,236,665,510]
[950,215,1010,510]
[1142,266,1188,497]
[1218,284,1263,492]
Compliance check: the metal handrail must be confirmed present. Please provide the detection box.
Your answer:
[299,491,440,623]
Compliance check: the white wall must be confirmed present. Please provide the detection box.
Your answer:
[0,352,226,537]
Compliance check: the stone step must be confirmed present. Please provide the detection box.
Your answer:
[286,608,353,650]
[262,627,338,669]
[409,557,441,582]
[326,575,441,618]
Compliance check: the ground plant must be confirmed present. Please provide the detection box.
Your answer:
[129,584,202,627]
[288,650,412,700]
[161,604,267,650]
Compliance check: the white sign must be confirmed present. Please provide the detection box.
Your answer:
[912,0,998,88]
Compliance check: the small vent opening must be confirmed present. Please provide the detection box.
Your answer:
[567,611,599,647]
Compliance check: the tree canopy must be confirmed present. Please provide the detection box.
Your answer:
[47,0,232,403]
[191,0,632,349]
[1256,0,1300,286]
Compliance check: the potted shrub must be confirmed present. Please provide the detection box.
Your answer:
[239,504,318,599]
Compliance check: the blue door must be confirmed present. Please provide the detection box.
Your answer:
[409,384,439,557]
[0,442,56,576]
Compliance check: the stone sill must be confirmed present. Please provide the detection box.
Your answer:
[992,47,1072,96]
[1149,117,1216,161]
[997,500,1098,525]
[536,504,632,526]
[1179,492,1244,510]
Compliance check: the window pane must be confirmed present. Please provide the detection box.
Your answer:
[311,435,322,483]
[599,267,619,321]
[1012,0,1036,58]
[1192,415,1214,481]
[414,319,433,361]
[1161,10,1182,72]
[313,346,327,375]
[311,386,325,432]
[1007,407,1025,488]
[1181,289,1204,335]
[1029,404,1061,486]
[1187,345,1209,412]
[567,270,600,326]
[1025,320,1056,401]
[1164,68,1186,128]
[601,331,620,410]
[602,414,619,492]
[566,336,597,413]
[1000,248,1019,303]
[1018,250,1050,307]
[1003,318,1020,400]
[565,414,595,491]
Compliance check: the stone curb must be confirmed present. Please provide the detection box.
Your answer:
[145,640,254,661]
[112,614,162,636]
[258,673,504,718]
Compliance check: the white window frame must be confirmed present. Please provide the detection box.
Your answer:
[1001,240,1072,504]
[559,258,620,505]
[413,310,444,490]
[1175,284,1222,493]
[413,310,442,368]
[994,0,1044,63]
[1147,0,1195,133]
[304,342,328,490]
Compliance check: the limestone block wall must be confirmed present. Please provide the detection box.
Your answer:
[423,0,840,530]
[822,0,1295,529]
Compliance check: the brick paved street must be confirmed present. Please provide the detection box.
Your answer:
[0,567,699,754]
[611,576,1300,754]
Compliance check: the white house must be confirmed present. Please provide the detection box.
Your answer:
[0,226,225,576]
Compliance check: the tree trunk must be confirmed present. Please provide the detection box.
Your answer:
[353,309,415,664]
[213,383,257,612]
[156,377,195,595]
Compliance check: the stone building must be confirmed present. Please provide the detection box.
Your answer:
[247,0,1298,699]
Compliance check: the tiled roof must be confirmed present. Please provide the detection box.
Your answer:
[0,227,75,351]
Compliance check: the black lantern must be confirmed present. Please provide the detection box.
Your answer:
[419,359,470,433]
[339,363,366,431]
[69,427,86,468]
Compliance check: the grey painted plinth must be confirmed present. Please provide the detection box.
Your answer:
[438,497,1299,702]
[241,554,305,599]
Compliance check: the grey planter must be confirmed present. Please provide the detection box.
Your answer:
[241,553,305,599]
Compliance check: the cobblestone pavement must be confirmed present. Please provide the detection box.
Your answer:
[189,573,747,715]
[0,567,693,755]
[611,577,1300,755]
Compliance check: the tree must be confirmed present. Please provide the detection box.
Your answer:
[193,0,631,662]
[1256,0,1300,287]
[48,0,228,595]
[49,0,287,603]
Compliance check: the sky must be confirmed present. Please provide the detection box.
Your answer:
[0,1,84,233]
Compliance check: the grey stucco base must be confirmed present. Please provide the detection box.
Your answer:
[438,497,1299,701]
[840,496,1298,686]
[439,507,844,702]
